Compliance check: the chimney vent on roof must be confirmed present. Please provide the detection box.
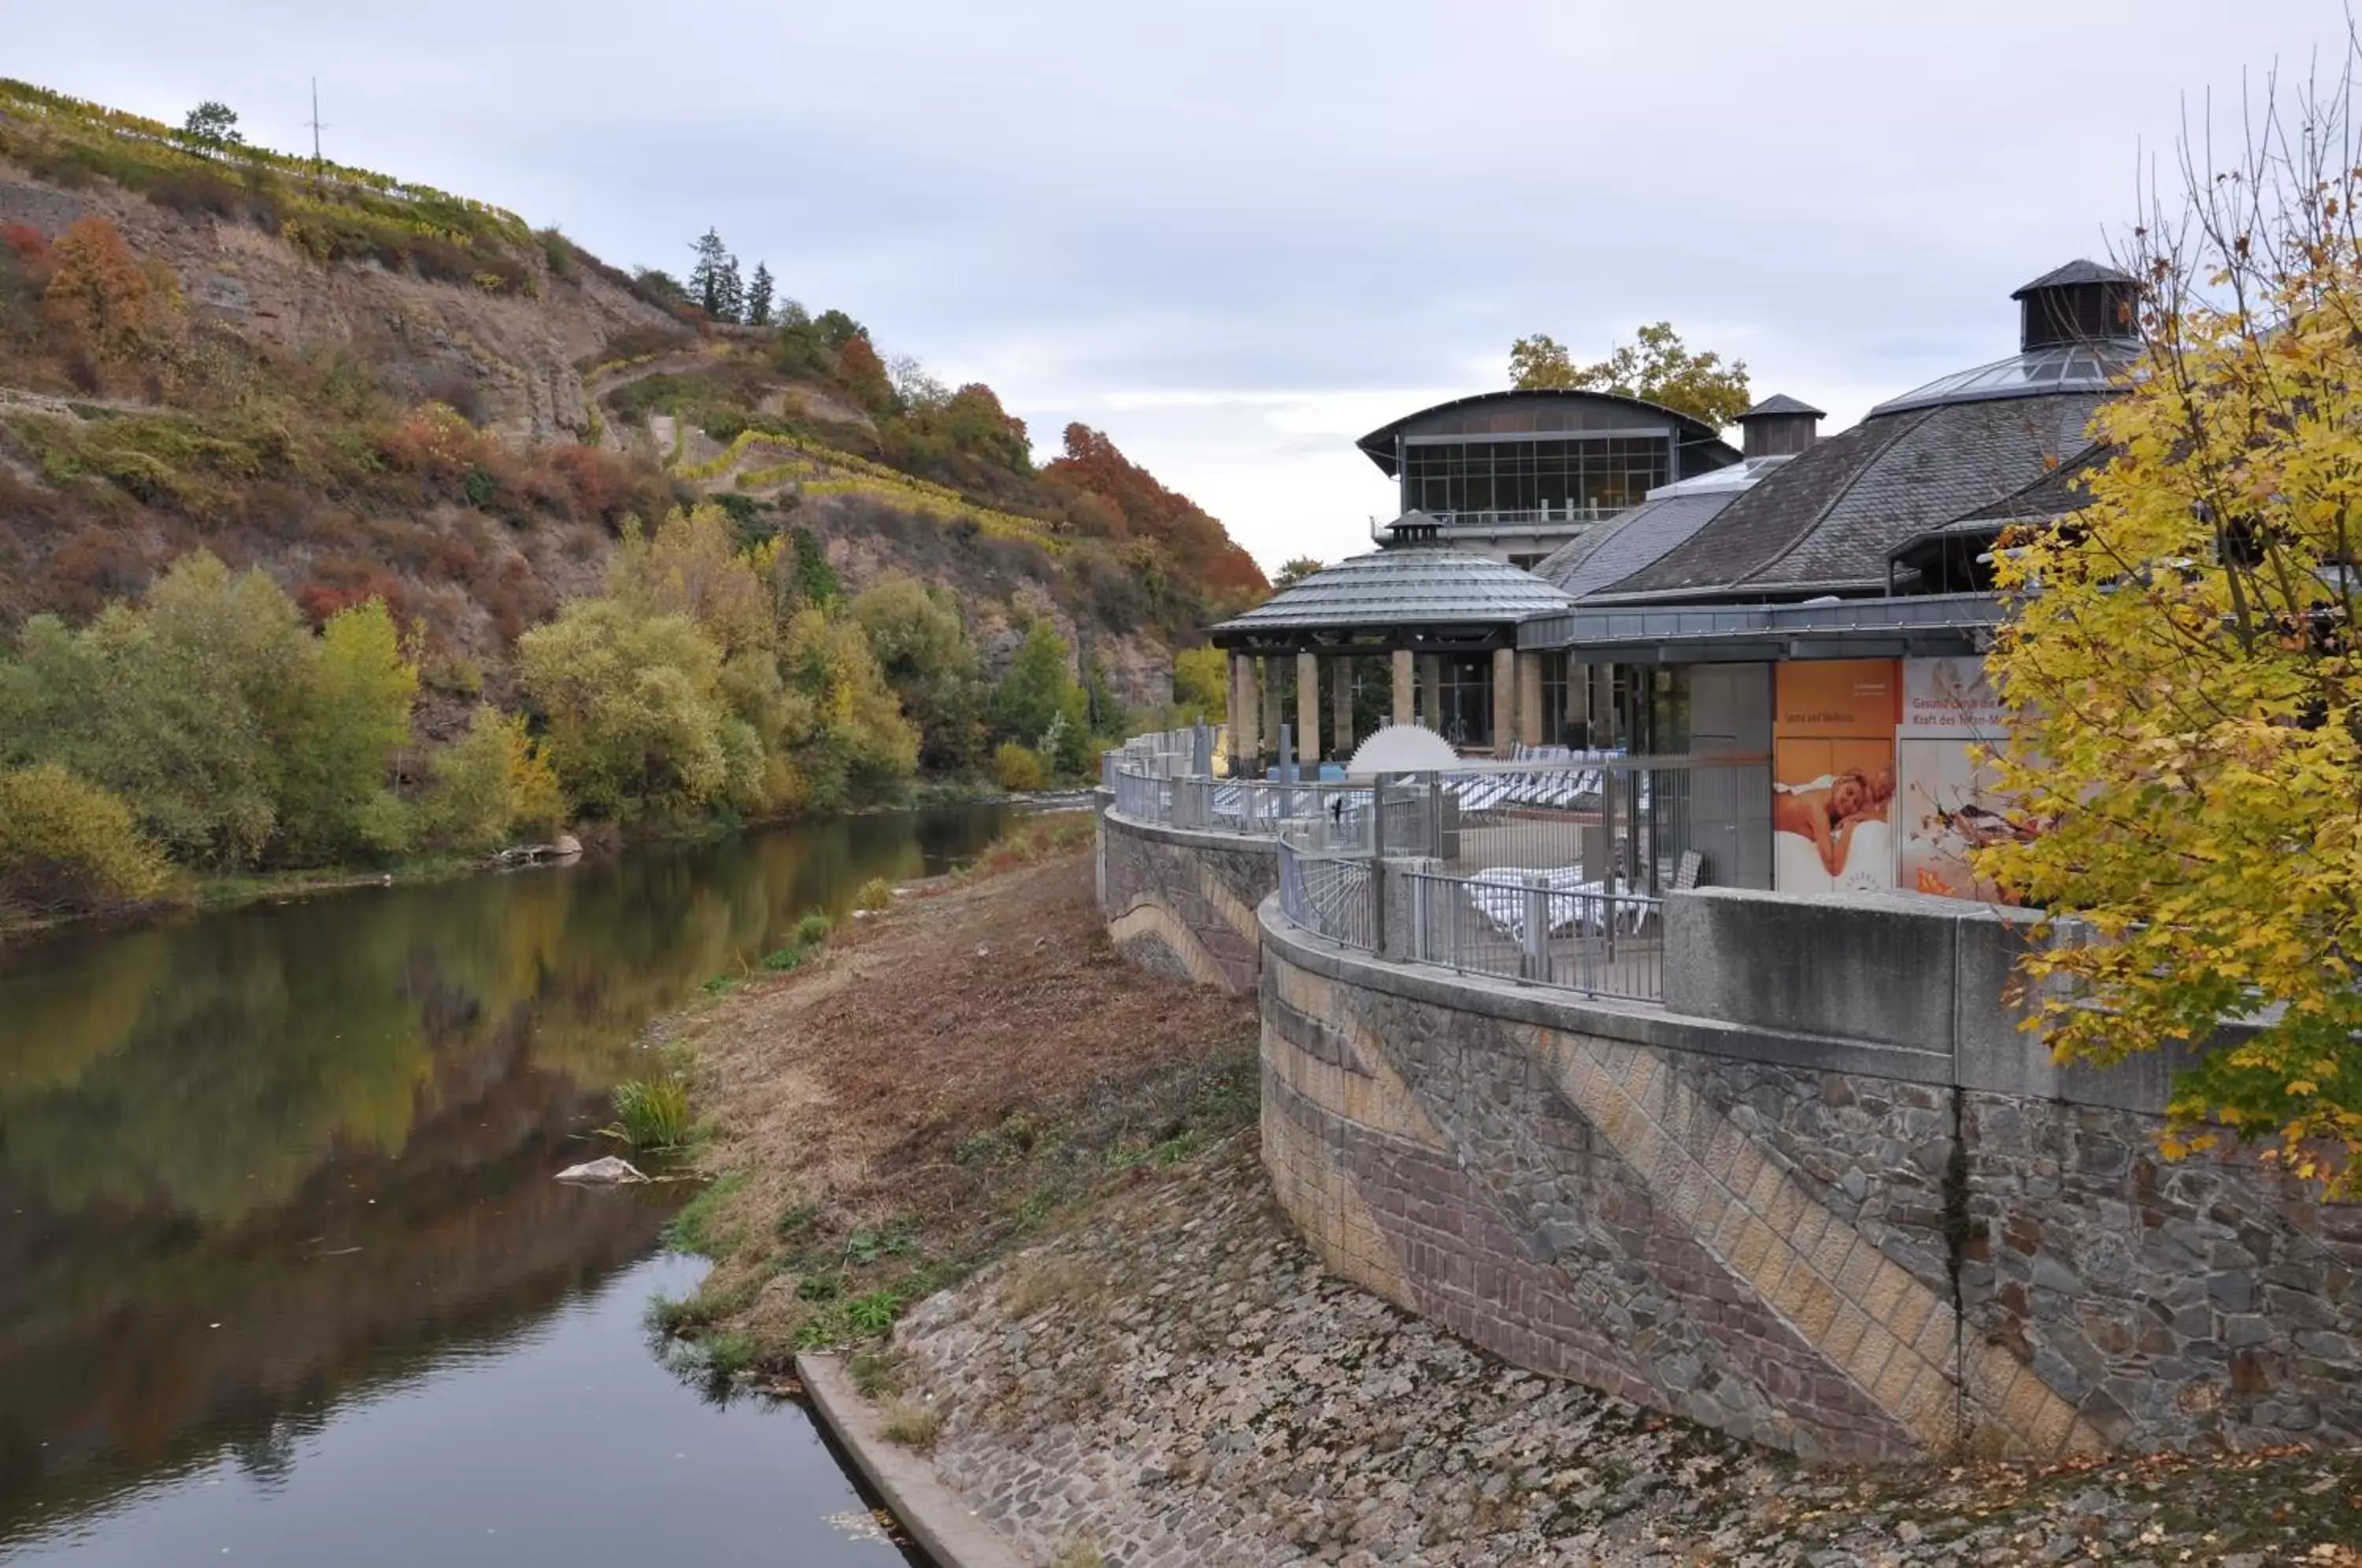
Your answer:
[1737,394,1823,459]
[2012,259,2139,351]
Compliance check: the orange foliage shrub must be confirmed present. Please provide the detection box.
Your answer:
[378,401,491,478]
[296,558,409,627]
[40,216,181,365]
[1,222,53,283]
[546,442,646,529]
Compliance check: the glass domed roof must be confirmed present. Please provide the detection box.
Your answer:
[1868,339,2138,417]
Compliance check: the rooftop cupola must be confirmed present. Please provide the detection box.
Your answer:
[2012,259,2139,352]
[1380,509,1446,547]
[1736,393,1824,459]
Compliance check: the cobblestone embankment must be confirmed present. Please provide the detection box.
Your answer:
[891,1137,2362,1567]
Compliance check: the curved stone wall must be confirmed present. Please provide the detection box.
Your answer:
[1090,797,2362,1461]
[1260,898,2362,1463]
[1095,798,1275,995]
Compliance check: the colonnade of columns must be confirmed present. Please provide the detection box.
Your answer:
[1220,647,1586,775]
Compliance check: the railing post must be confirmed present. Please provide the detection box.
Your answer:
[1521,874,1549,984]
[1368,852,1386,956]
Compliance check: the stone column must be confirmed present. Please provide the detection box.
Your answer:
[1263,656,1283,764]
[1238,647,1257,770]
[1491,647,1516,758]
[1234,654,1260,776]
[1390,649,1413,727]
[1332,656,1354,760]
[1296,650,1320,766]
[1420,655,1442,734]
[1516,650,1545,748]
[1566,660,1589,749]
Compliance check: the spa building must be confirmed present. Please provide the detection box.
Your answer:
[1208,259,2138,901]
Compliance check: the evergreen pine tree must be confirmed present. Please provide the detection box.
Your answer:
[687,228,735,320]
[714,255,745,324]
[745,263,775,327]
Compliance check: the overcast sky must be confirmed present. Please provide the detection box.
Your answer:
[14,2,2358,568]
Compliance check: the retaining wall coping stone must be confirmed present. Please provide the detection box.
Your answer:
[1101,808,1283,859]
[1260,896,1957,1089]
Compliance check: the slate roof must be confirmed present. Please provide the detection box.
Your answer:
[2013,258,2135,295]
[1741,393,1827,419]
[1209,543,1574,638]
[1533,492,1742,600]
[1581,391,2109,600]
[1955,441,2111,525]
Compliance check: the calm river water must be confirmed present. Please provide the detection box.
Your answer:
[0,806,1011,1567]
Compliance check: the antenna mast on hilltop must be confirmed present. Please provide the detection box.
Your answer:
[304,77,327,187]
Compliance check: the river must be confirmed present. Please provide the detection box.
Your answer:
[0,805,1013,1567]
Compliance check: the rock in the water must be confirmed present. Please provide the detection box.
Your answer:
[553,833,583,859]
[556,1156,647,1185]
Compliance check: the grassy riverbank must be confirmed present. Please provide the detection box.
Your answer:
[650,817,1259,1381]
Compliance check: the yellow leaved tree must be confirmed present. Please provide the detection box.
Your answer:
[1977,67,2362,1193]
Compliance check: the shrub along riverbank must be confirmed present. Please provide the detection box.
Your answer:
[0,506,1142,937]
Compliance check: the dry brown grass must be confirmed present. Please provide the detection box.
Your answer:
[878,1397,944,1450]
[661,842,1258,1368]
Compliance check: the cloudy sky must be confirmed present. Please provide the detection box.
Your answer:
[14,2,2357,568]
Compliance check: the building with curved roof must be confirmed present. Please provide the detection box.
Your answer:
[1352,388,1742,567]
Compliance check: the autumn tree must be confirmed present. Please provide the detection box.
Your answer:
[1043,423,1267,600]
[1172,645,1228,723]
[1975,61,2362,1193]
[1272,557,1324,593]
[517,600,732,821]
[42,216,182,368]
[276,600,420,864]
[1509,322,1749,428]
[0,554,413,870]
[415,707,564,854]
[849,572,986,772]
[835,332,895,415]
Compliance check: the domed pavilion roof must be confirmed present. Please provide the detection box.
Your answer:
[1209,527,1572,653]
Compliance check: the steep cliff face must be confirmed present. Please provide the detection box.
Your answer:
[0,156,676,445]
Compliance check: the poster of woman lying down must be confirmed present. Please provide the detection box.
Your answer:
[1773,764,1896,888]
[1769,730,1898,893]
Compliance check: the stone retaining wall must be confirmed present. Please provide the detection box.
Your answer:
[1261,897,2362,1463]
[1091,800,2362,1461]
[1096,797,1276,995]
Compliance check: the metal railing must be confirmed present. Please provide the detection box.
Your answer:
[1423,505,1631,533]
[1101,732,1772,1004]
[1398,864,1665,1002]
[1276,833,1375,952]
[1105,748,1766,901]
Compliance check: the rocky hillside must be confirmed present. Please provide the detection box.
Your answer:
[0,79,1264,716]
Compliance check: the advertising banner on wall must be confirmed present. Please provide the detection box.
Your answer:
[1895,656,2023,903]
[1772,661,1898,894]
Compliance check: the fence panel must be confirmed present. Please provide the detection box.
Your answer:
[1399,865,1664,1003]
[1277,835,1375,951]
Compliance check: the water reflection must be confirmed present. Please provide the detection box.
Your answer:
[0,807,1003,1554]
